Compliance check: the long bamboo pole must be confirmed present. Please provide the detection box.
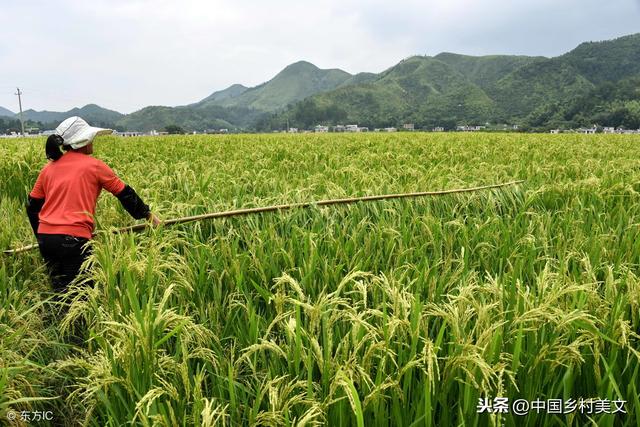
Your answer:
[3,180,524,255]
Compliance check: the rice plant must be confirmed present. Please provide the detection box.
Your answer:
[1,132,639,426]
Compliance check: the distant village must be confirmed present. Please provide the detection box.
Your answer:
[293,124,514,133]
[288,124,640,134]
[2,123,640,138]
[550,126,640,135]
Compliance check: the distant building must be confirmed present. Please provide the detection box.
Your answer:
[384,127,397,132]
[116,131,142,137]
[345,124,359,132]
[456,125,484,132]
[577,126,597,134]
[433,127,444,132]
[314,125,329,133]
[288,128,298,133]
[334,125,346,132]
[615,128,640,134]
[603,127,615,134]
[550,129,560,134]
[403,123,415,131]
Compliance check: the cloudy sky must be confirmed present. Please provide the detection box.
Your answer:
[1,0,639,114]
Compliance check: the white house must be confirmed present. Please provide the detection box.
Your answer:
[577,126,597,134]
[116,131,142,137]
[314,125,329,133]
[457,125,484,132]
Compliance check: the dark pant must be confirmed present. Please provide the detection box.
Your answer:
[37,234,92,293]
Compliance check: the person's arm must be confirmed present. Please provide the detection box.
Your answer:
[26,169,47,237]
[115,185,160,223]
[26,196,45,237]
[96,161,161,226]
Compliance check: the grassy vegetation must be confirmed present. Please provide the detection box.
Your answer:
[1,133,639,426]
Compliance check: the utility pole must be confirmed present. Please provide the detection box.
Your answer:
[15,88,25,136]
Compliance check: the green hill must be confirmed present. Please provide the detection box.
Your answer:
[492,59,595,119]
[560,33,640,84]
[264,33,640,130]
[21,109,64,124]
[337,72,379,88]
[0,106,14,117]
[204,61,352,112]
[434,52,545,91]
[524,75,640,130]
[485,35,640,120]
[260,56,497,129]
[116,104,262,132]
[22,104,124,128]
[18,32,640,132]
[197,84,248,104]
[118,61,356,131]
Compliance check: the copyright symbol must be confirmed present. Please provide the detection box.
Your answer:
[6,410,17,421]
[512,399,530,416]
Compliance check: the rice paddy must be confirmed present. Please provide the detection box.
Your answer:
[1,132,639,426]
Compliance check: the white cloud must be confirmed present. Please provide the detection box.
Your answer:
[0,0,638,114]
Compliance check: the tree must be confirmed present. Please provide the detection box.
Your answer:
[164,125,185,134]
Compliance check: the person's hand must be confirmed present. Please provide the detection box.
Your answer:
[148,213,163,227]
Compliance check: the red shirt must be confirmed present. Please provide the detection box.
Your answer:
[30,151,126,239]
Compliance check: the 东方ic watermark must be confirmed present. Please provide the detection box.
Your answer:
[6,410,54,423]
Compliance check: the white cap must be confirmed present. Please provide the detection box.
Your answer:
[55,116,113,149]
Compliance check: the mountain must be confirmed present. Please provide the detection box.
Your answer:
[0,106,14,117]
[118,61,356,131]
[21,110,62,123]
[260,56,497,129]
[526,74,640,131]
[22,104,124,128]
[202,61,352,112]
[261,32,640,130]
[13,32,640,132]
[485,33,640,120]
[117,103,263,132]
[491,59,595,119]
[337,72,379,88]
[198,84,248,104]
[433,53,545,91]
[560,33,640,84]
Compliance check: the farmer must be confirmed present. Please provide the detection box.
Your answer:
[26,116,161,294]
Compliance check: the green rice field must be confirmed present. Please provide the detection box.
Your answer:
[1,133,639,426]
